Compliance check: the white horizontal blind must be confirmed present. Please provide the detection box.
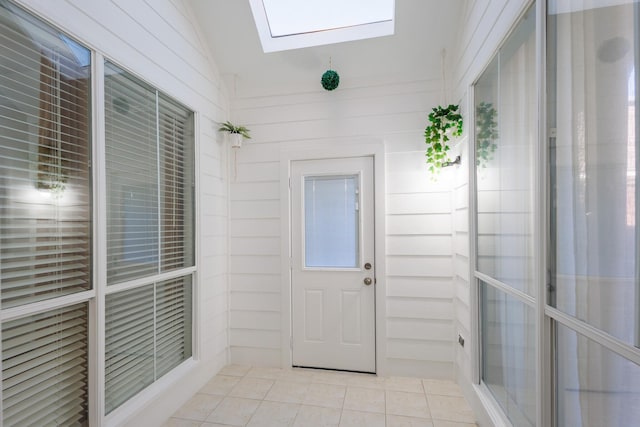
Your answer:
[104,285,155,414]
[156,276,192,378]
[105,63,159,285]
[103,62,195,413]
[0,0,92,308]
[105,276,192,414]
[105,64,194,285]
[158,95,194,272]
[2,303,89,426]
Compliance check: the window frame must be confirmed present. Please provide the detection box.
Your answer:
[0,2,200,424]
[98,57,199,424]
[470,1,640,427]
[249,0,395,52]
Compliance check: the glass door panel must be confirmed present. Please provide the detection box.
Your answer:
[556,324,640,426]
[481,282,536,426]
[475,6,537,297]
[474,5,537,426]
[547,0,640,348]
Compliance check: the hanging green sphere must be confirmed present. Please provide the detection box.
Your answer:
[321,69,340,91]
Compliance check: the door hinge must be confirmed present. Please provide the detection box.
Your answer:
[290,336,293,349]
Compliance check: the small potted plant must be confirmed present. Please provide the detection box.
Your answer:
[424,104,463,174]
[218,120,251,148]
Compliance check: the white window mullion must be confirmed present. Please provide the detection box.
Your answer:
[92,51,107,427]
[535,1,550,426]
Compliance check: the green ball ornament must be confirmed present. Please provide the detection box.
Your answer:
[321,69,340,91]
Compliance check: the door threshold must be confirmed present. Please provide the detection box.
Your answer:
[292,365,376,375]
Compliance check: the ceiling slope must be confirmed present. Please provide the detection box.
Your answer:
[188,0,465,98]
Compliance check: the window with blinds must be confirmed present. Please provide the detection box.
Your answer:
[105,276,192,414]
[104,62,195,413]
[2,303,89,426]
[0,0,92,309]
[1,1,197,421]
[105,63,194,285]
[1,3,91,426]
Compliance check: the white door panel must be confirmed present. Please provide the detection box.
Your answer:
[291,156,375,372]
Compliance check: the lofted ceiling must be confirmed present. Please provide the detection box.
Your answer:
[188,0,466,98]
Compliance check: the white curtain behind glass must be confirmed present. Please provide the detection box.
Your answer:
[550,2,640,425]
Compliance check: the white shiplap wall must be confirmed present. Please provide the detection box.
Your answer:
[451,0,532,424]
[15,1,230,425]
[229,78,459,378]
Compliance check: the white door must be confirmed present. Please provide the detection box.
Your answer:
[290,156,375,373]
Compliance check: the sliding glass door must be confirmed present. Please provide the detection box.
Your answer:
[547,1,640,425]
[474,1,640,426]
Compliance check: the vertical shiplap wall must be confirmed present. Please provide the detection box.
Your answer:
[451,0,531,423]
[16,0,230,425]
[229,79,459,378]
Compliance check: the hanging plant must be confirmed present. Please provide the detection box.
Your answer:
[475,102,498,168]
[218,120,251,148]
[321,69,340,91]
[424,104,463,173]
[218,121,251,139]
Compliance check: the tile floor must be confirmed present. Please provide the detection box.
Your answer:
[163,365,477,427]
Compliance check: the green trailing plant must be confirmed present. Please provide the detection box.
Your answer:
[424,104,463,173]
[218,121,251,139]
[475,102,498,167]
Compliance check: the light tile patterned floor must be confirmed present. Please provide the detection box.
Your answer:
[163,365,478,427]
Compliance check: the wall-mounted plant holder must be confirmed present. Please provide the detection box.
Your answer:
[218,120,251,149]
[230,133,243,148]
[442,155,462,168]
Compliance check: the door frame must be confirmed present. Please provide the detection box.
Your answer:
[279,140,387,375]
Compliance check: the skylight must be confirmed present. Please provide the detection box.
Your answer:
[249,0,395,52]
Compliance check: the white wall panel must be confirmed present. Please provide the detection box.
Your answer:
[387,298,453,321]
[231,274,282,293]
[387,192,452,214]
[229,78,459,378]
[387,319,453,342]
[231,291,281,312]
[230,219,280,237]
[387,256,453,278]
[386,236,452,256]
[386,277,454,299]
[387,214,452,235]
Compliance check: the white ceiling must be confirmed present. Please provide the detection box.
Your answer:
[188,0,465,98]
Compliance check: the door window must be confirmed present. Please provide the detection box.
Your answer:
[303,174,360,268]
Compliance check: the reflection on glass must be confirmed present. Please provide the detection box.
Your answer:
[0,1,92,308]
[548,1,639,346]
[475,6,536,296]
[105,63,195,285]
[304,175,359,268]
[481,282,536,426]
[557,324,640,426]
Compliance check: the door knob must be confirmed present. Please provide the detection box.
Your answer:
[363,277,373,286]
[364,262,372,270]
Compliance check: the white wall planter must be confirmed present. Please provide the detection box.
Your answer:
[230,133,243,148]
